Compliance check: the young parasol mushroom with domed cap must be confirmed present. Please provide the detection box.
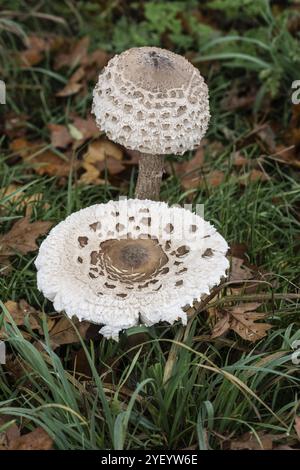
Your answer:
[92,47,210,200]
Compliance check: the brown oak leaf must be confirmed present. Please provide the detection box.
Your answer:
[10,138,75,177]
[0,416,53,450]
[229,257,254,282]
[0,216,52,257]
[211,302,272,342]
[9,427,53,451]
[79,138,124,184]
[49,316,97,349]
[295,416,300,441]
[47,123,73,148]
[229,431,280,450]
[1,300,41,334]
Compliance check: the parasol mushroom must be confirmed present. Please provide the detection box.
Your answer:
[35,199,228,340]
[92,47,210,200]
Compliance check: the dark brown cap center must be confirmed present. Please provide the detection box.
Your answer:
[100,238,168,279]
[120,244,149,269]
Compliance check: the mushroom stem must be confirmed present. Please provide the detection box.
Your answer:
[135,153,164,200]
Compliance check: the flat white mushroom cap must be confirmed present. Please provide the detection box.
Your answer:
[35,199,228,340]
[92,47,210,155]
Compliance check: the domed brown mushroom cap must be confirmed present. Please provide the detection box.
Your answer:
[35,199,228,340]
[92,47,210,155]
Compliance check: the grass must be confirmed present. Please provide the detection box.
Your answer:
[0,0,300,450]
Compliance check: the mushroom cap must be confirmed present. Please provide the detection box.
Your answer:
[35,199,228,340]
[92,47,210,155]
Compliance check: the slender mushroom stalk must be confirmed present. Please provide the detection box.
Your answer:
[92,46,210,201]
[135,153,164,200]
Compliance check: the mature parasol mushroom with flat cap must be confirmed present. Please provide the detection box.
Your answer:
[35,199,228,340]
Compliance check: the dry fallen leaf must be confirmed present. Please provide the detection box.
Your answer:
[70,347,93,377]
[10,138,75,177]
[9,427,53,451]
[19,48,43,67]
[10,137,38,158]
[71,116,99,141]
[49,316,93,349]
[56,66,85,97]
[204,170,225,187]
[54,36,90,70]
[3,112,28,139]
[230,303,273,341]
[295,416,300,441]
[0,416,20,450]
[232,151,248,167]
[210,313,230,339]
[0,415,53,451]
[48,116,99,149]
[48,123,73,148]
[54,37,98,97]
[54,35,109,81]
[174,147,204,189]
[80,138,124,184]
[123,149,140,166]
[179,160,225,190]
[229,431,278,450]
[57,82,82,97]
[273,444,297,450]
[211,302,272,342]
[229,243,248,260]
[0,216,52,276]
[81,48,110,81]
[1,300,41,337]
[229,257,254,282]
[19,34,65,67]
[272,144,300,169]
[286,104,300,142]
[0,257,12,276]
[180,175,200,190]
[19,35,45,67]
[0,184,44,215]
[0,214,51,276]
[176,147,204,174]
[272,106,300,168]
[79,163,106,185]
